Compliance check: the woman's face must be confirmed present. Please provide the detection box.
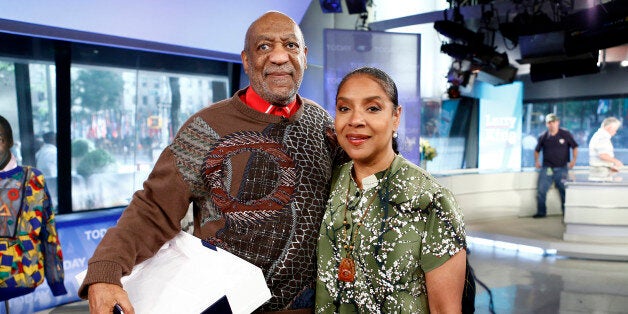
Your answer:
[0,126,9,159]
[334,74,400,168]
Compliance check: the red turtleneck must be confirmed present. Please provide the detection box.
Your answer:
[239,87,299,118]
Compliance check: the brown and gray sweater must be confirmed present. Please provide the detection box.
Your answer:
[79,88,340,311]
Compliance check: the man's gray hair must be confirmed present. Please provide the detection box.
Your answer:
[601,117,622,128]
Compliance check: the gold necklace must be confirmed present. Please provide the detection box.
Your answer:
[338,168,389,283]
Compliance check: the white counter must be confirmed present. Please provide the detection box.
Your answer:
[435,168,628,260]
[563,172,628,243]
[435,169,563,222]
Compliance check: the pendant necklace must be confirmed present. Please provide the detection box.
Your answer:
[338,168,388,283]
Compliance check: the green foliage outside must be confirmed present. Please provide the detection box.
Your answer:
[71,139,94,158]
[76,148,115,177]
[71,69,124,116]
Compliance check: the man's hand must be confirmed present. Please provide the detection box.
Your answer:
[611,159,624,172]
[88,283,135,314]
[568,160,576,169]
[535,160,541,169]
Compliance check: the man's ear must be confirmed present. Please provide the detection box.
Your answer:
[241,51,249,75]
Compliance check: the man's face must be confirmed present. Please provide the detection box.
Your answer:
[241,12,307,105]
[606,124,620,137]
[546,120,559,133]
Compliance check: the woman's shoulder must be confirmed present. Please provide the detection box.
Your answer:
[385,156,441,206]
[392,156,441,188]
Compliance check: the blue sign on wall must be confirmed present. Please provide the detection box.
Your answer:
[324,29,422,164]
[476,81,523,171]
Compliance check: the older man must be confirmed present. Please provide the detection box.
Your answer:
[589,117,624,174]
[80,11,340,313]
[533,113,578,218]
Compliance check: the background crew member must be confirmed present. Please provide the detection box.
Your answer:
[533,113,578,218]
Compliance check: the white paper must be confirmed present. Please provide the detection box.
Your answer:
[76,231,271,314]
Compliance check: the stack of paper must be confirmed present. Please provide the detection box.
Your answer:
[76,231,271,314]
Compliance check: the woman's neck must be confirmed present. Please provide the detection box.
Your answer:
[352,151,396,189]
[0,152,11,170]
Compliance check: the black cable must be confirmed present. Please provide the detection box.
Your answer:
[472,267,496,314]
[467,248,496,314]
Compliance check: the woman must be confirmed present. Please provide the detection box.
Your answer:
[316,67,467,313]
[0,115,66,301]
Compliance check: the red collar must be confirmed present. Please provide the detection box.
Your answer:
[240,87,299,118]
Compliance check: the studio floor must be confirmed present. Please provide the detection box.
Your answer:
[468,215,628,314]
[36,216,628,314]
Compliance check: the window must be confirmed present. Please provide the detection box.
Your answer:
[69,66,228,210]
[522,97,628,167]
[0,61,22,162]
[0,59,59,205]
[420,97,479,171]
[0,32,234,213]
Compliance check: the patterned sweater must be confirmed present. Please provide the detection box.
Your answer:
[80,88,339,311]
[0,166,67,300]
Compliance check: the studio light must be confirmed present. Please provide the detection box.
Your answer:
[440,43,470,60]
[320,0,342,13]
[434,20,482,44]
[434,4,521,86]
[529,53,599,82]
[476,64,518,85]
[563,0,628,55]
[498,12,560,46]
[484,51,510,70]
[345,0,367,14]
[441,41,511,71]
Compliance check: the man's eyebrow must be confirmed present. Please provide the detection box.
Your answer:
[254,33,298,42]
[281,34,299,41]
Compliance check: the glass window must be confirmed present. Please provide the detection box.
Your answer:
[30,63,57,136]
[0,59,59,208]
[1,32,233,213]
[522,97,628,168]
[0,60,21,162]
[30,63,58,207]
[70,65,229,210]
[420,98,475,172]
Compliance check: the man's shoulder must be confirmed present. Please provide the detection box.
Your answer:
[558,128,578,142]
[300,96,327,113]
[537,131,549,141]
[589,129,606,140]
[558,128,575,136]
[298,97,333,126]
[205,96,237,112]
[179,96,237,125]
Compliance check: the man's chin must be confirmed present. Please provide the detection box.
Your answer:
[264,90,297,104]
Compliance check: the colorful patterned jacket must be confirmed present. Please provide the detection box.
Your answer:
[0,165,67,300]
